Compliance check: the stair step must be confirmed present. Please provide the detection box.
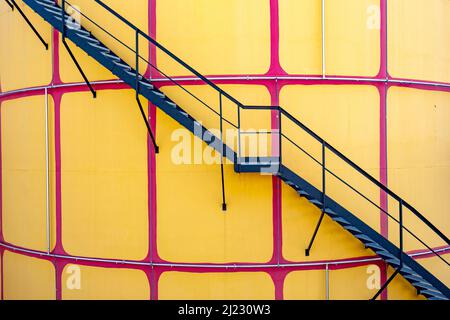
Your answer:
[53,15,71,21]
[385,258,401,266]
[377,251,398,261]
[73,28,91,36]
[297,190,309,197]
[124,70,142,78]
[333,217,350,225]
[87,42,110,52]
[400,265,413,273]
[427,296,447,300]
[309,199,323,207]
[100,51,121,62]
[324,208,337,216]
[113,61,132,71]
[412,281,440,292]
[44,7,64,16]
[286,180,297,187]
[354,233,372,242]
[343,225,361,234]
[194,121,202,128]
[139,81,154,90]
[151,90,165,98]
[76,33,100,44]
[403,273,425,283]
[166,101,177,108]
[364,241,383,251]
[36,0,57,9]
[420,290,446,300]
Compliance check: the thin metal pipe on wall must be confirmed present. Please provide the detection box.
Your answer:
[44,88,50,254]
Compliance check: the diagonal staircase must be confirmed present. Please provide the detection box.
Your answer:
[18,0,450,299]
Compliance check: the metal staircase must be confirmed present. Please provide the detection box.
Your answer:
[16,0,450,299]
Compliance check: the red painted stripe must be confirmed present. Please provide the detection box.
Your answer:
[52,27,62,85]
[267,0,286,76]
[1,249,3,300]
[53,92,65,255]
[380,0,388,300]
[0,100,3,245]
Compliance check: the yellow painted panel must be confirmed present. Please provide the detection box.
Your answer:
[388,0,450,83]
[1,95,56,252]
[280,0,380,76]
[58,0,148,83]
[279,0,322,75]
[156,0,270,76]
[330,265,379,300]
[387,87,450,250]
[159,272,274,300]
[3,251,55,300]
[156,110,273,263]
[0,1,52,91]
[388,266,426,300]
[160,84,272,157]
[284,270,326,300]
[279,85,380,261]
[325,0,380,77]
[60,90,148,260]
[61,264,149,300]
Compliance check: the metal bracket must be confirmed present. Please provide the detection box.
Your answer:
[4,0,13,10]
[219,93,227,211]
[61,0,96,98]
[305,211,325,256]
[136,97,159,154]
[8,0,48,50]
[62,39,96,98]
[134,29,158,154]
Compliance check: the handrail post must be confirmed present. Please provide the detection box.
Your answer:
[220,93,227,211]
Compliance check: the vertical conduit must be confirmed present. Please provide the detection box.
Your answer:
[45,88,50,254]
[321,0,326,78]
[325,263,330,300]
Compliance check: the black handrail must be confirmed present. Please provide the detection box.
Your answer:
[63,0,449,253]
